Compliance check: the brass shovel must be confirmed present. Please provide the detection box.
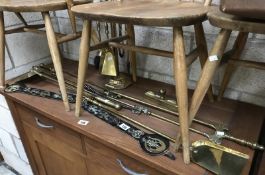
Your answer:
[191,140,249,175]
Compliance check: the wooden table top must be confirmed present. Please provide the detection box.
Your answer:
[72,0,209,26]
[3,59,265,175]
[208,7,265,34]
[0,0,92,12]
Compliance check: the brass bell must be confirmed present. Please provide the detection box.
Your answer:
[99,47,132,90]
[100,48,118,77]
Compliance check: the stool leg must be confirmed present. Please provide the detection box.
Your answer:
[65,0,77,34]
[75,20,91,117]
[217,32,248,101]
[189,29,231,124]
[127,24,137,82]
[0,11,5,88]
[173,26,190,164]
[42,12,70,111]
[175,29,231,156]
[194,23,214,102]
[111,23,119,73]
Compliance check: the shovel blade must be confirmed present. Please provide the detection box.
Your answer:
[191,140,249,175]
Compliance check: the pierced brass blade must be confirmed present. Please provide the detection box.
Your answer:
[191,140,249,175]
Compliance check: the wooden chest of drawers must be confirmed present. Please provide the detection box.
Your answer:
[8,99,175,175]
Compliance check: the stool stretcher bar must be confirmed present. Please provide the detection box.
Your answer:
[90,35,129,51]
[109,42,200,67]
[5,24,45,34]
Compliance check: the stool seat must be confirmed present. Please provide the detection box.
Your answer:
[208,7,265,34]
[0,0,92,12]
[72,0,209,26]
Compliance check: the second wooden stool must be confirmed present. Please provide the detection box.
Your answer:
[0,0,92,111]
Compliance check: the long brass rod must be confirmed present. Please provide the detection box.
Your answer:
[84,96,176,142]
[36,67,182,126]
[45,66,180,115]
[32,68,121,110]
[84,81,219,131]
[31,66,265,150]
[51,67,222,131]
[32,67,176,142]
[93,89,219,130]
[110,99,209,138]
[32,67,210,140]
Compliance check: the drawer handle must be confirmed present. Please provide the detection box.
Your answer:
[35,117,54,129]
[117,159,148,175]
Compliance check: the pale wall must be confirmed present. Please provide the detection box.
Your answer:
[0,12,57,175]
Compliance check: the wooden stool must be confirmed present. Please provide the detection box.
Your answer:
[0,0,92,111]
[205,9,265,101]
[187,7,265,144]
[72,0,214,164]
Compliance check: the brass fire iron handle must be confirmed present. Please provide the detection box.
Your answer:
[224,134,264,150]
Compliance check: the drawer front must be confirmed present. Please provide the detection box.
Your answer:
[85,138,165,175]
[17,105,83,154]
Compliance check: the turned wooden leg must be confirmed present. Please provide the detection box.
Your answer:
[173,26,190,164]
[127,24,137,82]
[189,29,232,124]
[75,20,91,117]
[42,12,70,111]
[111,23,119,73]
[217,32,248,101]
[0,11,5,88]
[194,23,214,102]
[65,0,77,34]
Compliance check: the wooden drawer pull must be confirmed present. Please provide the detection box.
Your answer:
[117,159,148,175]
[35,117,54,129]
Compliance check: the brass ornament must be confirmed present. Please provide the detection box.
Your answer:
[100,48,118,77]
[105,74,132,90]
[97,21,132,90]
[145,89,178,112]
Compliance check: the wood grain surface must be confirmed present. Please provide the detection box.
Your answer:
[72,0,209,26]
[0,0,92,12]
